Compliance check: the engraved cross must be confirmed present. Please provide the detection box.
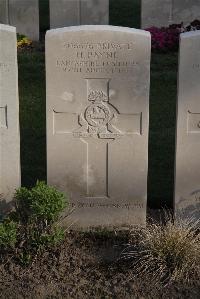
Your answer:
[53,78,142,199]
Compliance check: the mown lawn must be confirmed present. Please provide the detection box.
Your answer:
[19,0,178,208]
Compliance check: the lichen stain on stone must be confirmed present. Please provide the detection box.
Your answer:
[60,91,74,102]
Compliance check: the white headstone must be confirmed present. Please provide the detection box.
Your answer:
[0,0,9,24]
[49,0,109,29]
[0,24,21,209]
[141,0,172,28]
[175,31,200,220]
[173,0,200,26]
[81,0,109,25]
[0,0,39,41]
[141,0,200,29]
[46,25,150,229]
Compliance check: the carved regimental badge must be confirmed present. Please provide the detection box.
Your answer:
[73,79,122,139]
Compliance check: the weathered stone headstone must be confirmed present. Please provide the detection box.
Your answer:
[81,0,109,25]
[0,24,21,213]
[49,0,109,29]
[173,0,200,26]
[46,26,150,228]
[0,0,39,41]
[141,0,200,29]
[49,0,80,28]
[141,0,171,29]
[175,31,200,220]
[0,0,9,24]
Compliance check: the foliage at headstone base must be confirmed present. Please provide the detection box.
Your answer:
[146,19,200,53]
[121,213,200,285]
[0,181,67,265]
[17,34,32,49]
[0,220,17,250]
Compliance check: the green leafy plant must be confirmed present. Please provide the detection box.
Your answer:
[15,181,66,225]
[29,226,65,250]
[18,251,32,266]
[121,213,200,285]
[0,220,17,249]
[0,182,67,264]
[14,182,67,260]
[17,34,32,49]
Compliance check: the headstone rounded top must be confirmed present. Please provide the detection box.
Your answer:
[46,25,151,38]
[180,30,200,39]
[0,24,16,32]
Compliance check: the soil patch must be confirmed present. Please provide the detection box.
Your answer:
[0,229,199,299]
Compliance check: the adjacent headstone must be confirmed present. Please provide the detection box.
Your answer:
[0,0,9,24]
[175,31,200,220]
[46,25,150,228]
[0,0,39,41]
[81,0,109,25]
[49,0,80,28]
[141,0,172,28]
[141,0,200,29]
[173,0,200,26]
[0,24,21,213]
[49,0,109,29]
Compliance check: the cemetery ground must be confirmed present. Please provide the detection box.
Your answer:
[1,40,200,299]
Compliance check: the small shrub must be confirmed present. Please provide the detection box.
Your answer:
[0,220,17,249]
[15,181,67,225]
[185,19,200,31]
[121,213,200,285]
[29,226,65,250]
[146,19,200,53]
[0,182,67,264]
[14,187,31,223]
[146,25,181,52]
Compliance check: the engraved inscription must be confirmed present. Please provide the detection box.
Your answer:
[56,41,139,74]
[69,202,144,209]
[187,111,200,133]
[64,42,134,50]
[0,62,11,73]
[193,63,200,69]
[0,106,8,129]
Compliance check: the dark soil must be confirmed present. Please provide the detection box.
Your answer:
[0,230,199,299]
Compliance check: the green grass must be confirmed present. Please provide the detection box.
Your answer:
[148,53,178,208]
[110,0,141,28]
[18,1,178,208]
[39,0,49,34]
[18,51,46,187]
